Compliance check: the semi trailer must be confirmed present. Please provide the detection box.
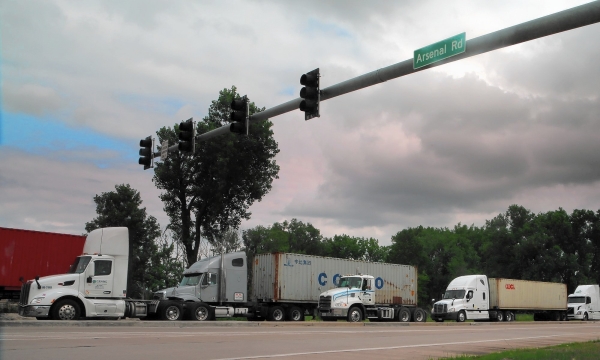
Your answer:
[1,227,86,300]
[431,275,568,322]
[18,227,425,322]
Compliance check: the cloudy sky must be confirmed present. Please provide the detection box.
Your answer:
[2,0,600,245]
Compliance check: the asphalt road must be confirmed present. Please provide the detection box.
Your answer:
[2,321,600,360]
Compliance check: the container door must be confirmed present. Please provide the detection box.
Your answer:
[84,259,114,298]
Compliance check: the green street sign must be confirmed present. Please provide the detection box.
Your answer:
[414,32,466,69]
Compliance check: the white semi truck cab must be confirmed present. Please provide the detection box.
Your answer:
[431,275,491,322]
[18,227,148,320]
[567,285,600,321]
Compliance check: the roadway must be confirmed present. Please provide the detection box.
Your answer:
[2,321,600,360]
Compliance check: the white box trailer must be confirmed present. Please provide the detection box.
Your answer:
[252,253,418,306]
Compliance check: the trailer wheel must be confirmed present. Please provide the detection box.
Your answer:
[456,310,466,323]
[413,308,427,323]
[560,312,567,321]
[552,311,561,321]
[506,311,515,322]
[347,307,363,322]
[52,299,81,321]
[287,306,304,321]
[398,307,411,322]
[188,303,213,321]
[158,301,183,321]
[267,306,285,321]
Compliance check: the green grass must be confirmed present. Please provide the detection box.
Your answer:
[435,340,600,359]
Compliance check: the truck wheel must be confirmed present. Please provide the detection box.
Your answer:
[188,303,213,321]
[503,311,512,322]
[268,306,285,321]
[583,313,588,321]
[287,306,304,321]
[52,299,81,320]
[413,308,427,322]
[158,301,183,321]
[347,307,363,322]
[495,311,504,322]
[398,307,411,322]
[456,310,466,323]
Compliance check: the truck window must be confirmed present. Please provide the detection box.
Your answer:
[232,258,244,267]
[587,297,592,304]
[94,260,112,276]
[68,256,92,274]
[338,277,361,289]
[443,290,466,299]
[483,292,486,300]
[568,296,586,304]
[180,273,201,286]
[202,273,217,286]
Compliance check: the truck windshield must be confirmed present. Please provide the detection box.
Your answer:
[568,296,586,304]
[338,277,362,289]
[443,290,466,299]
[68,256,92,274]
[180,273,202,286]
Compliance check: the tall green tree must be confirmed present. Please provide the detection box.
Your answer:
[153,86,280,266]
[85,184,176,298]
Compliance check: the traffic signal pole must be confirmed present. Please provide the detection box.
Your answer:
[154,1,600,158]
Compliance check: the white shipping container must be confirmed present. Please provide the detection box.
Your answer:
[489,278,567,310]
[251,253,418,305]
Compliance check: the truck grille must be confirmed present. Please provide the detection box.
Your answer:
[434,303,447,314]
[19,282,32,306]
[318,295,332,310]
[567,308,574,315]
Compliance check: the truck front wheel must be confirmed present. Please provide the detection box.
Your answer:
[52,299,81,320]
[158,301,183,321]
[456,310,466,323]
[583,312,588,321]
[347,307,363,322]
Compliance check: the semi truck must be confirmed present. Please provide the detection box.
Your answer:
[19,227,425,322]
[431,275,567,322]
[1,227,85,300]
[567,285,600,321]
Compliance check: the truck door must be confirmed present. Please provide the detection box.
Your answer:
[84,259,114,298]
[360,278,375,306]
[199,272,218,302]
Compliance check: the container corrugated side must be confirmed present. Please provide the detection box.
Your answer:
[252,253,417,305]
[489,278,567,310]
[0,227,86,289]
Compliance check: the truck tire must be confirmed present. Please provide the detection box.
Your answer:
[506,311,514,322]
[287,306,304,321]
[187,303,213,321]
[51,299,81,320]
[553,311,561,321]
[158,301,183,321]
[413,308,427,322]
[398,307,411,322]
[456,310,466,323]
[583,312,588,321]
[495,311,504,322]
[347,307,363,323]
[267,306,285,321]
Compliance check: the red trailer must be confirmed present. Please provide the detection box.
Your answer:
[0,227,86,300]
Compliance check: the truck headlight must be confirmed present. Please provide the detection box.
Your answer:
[31,296,45,304]
[449,307,455,312]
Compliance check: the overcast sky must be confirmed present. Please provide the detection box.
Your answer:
[2,0,600,245]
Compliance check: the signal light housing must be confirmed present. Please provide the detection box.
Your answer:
[299,68,320,120]
[178,118,196,153]
[138,136,154,170]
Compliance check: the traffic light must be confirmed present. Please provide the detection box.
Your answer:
[230,95,249,135]
[299,68,320,120]
[178,118,195,153]
[138,136,153,170]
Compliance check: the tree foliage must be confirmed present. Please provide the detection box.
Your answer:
[153,86,280,267]
[85,184,182,298]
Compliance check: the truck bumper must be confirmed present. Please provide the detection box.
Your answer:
[319,308,349,318]
[19,305,50,318]
[431,311,459,321]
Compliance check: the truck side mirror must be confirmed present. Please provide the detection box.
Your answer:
[87,276,93,283]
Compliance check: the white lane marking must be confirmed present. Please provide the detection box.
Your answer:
[3,324,598,341]
[213,333,586,360]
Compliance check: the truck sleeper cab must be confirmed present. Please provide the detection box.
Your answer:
[567,285,600,321]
